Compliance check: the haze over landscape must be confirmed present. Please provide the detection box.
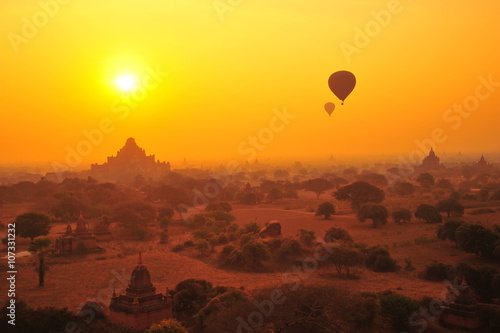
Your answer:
[1,1,500,333]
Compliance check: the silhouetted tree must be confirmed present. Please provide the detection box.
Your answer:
[15,212,51,240]
[436,198,464,218]
[241,240,270,270]
[391,209,412,224]
[379,293,419,332]
[437,220,464,246]
[365,247,397,272]
[393,181,415,196]
[328,247,363,277]
[324,227,353,243]
[456,224,499,258]
[416,173,435,188]
[315,202,335,219]
[356,173,388,187]
[29,237,51,286]
[436,178,453,189]
[357,204,389,228]
[302,178,333,199]
[333,181,385,211]
[415,204,442,223]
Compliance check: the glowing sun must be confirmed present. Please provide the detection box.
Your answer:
[114,74,138,92]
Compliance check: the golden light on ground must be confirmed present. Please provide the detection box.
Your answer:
[114,74,138,93]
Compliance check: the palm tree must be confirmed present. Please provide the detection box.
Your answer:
[29,237,51,286]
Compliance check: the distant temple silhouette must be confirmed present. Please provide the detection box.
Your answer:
[90,138,170,183]
[54,212,101,254]
[418,148,445,171]
[476,154,493,172]
[109,253,173,331]
[439,279,486,331]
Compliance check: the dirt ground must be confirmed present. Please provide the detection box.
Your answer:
[1,201,499,314]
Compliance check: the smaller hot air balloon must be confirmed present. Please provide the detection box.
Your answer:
[324,102,335,116]
[328,71,356,105]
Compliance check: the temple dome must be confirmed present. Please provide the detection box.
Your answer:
[126,252,156,296]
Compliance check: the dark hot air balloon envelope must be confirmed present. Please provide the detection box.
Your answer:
[328,71,356,105]
[324,102,335,116]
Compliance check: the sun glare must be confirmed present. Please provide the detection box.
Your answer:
[114,74,138,93]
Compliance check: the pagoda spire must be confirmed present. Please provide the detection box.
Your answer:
[138,251,143,266]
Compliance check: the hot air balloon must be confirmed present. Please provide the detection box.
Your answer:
[328,71,356,105]
[324,102,335,116]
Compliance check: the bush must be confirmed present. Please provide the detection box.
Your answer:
[184,240,194,248]
[379,293,419,332]
[469,208,495,215]
[297,229,316,246]
[365,247,397,272]
[275,238,303,262]
[420,261,455,282]
[241,222,260,235]
[324,227,353,243]
[195,239,210,256]
[172,244,185,252]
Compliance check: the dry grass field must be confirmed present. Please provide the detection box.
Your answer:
[1,196,499,316]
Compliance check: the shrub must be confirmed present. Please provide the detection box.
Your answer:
[172,244,185,252]
[195,239,210,256]
[365,247,397,272]
[324,227,353,243]
[184,240,194,247]
[420,261,455,282]
[379,293,419,332]
[241,222,260,235]
[469,208,495,215]
[275,239,302,262]
[297,229,316,246]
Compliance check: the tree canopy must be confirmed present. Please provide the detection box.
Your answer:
[15,212,51,240]
[333,181,385,211]
[414,204,442,224]
[315,202,335,219]
[357,204,389,228]
[302,178,333,199]
[436,198,464,218]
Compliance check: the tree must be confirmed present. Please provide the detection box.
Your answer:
[436,178,454,189]
[158,206,175,219]
[29,237,51,287]
[437,220,464,246]
[333,181,385,211]
[195,239,210,256]
[365,247,397,272]
[330,176,349,189]
[416,172,435,188]
[205,202,232,212]
[328,247,363,277]
[391,209,412,224]
[436,198,464,218]
[113,201,156,227]
[146,319,188,333]
[241,240,270,270]
[301,178,333,199]
[268,188,283,202]
[379,293,419,332]
[393,181,415,196]
[324,227,353,243]
[315,202,335,219]
[356,173,388,187]
[357,204,389,228]
[15,212,51,240]
[415,204,442,223]
[456,224,499,258]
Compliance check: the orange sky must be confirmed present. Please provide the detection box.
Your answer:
[1,0,499,170]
